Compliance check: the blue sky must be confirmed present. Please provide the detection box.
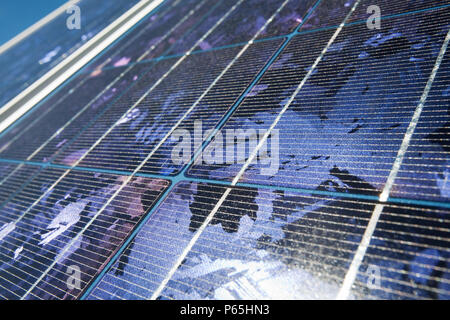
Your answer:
[0,0,66,45]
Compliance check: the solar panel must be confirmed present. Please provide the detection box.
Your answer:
[0,0,143,108]
[0,0,449,300]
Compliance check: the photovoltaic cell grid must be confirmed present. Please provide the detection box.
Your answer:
[89,182,375,299]
[188,5,450,202]
[0,0,448,300]
[0,166,168,300]
[61,40,283,174]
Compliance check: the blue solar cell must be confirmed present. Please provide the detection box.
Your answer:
[50,58,176,168]
[30,65,156,163]
[189,0,302,49]
[353,203,450,299]
[0,66,130,161]
[391,52,450,202]
[0,167,169,299]
[0,164,40,205]
[86,0,214,72]
[165,0,245,55]
[300,0,359,31]
[188,8,450,200]
[256,0,317,38]
[186,28,338,181]
[54,40,282,174]
[87,182,375,299]
[167,0,317,55]
[0,167,66,299]
[0,162,15,179]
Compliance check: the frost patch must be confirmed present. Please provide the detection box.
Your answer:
[39,200,88,246]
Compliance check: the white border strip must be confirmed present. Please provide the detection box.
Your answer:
[0,0,80,55]
[336,29,450,300]
[0,0,164,134]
